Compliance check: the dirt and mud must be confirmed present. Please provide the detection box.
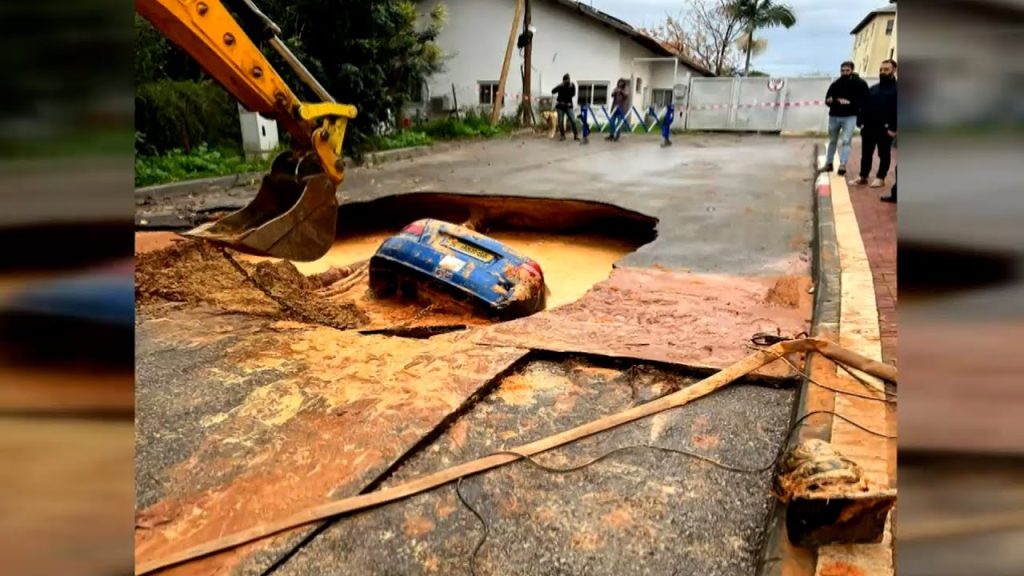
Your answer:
[136,228,640,329]
[135,240,367,329]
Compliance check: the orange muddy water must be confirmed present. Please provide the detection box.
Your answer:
[297,232,636,310]
[133,231,637,311]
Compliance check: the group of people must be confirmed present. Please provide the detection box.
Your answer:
[823,59,898,203]
[550,74,634,143]
[548,61,898,204]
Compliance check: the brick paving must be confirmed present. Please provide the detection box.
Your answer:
[843,139,897,364]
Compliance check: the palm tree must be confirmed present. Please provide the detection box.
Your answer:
[730,0,796,74]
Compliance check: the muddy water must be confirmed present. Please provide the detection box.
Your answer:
[136,230,637,311]
[491,232,636,309]
[275,232,634,310]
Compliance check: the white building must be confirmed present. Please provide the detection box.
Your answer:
[412,0,713,119]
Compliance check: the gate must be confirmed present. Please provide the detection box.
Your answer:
[684,76,879,132]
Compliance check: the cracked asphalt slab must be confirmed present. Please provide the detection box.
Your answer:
[273,358,795,576]
[134,134,817,575]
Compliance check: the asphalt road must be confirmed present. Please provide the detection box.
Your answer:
[135,133,818,576]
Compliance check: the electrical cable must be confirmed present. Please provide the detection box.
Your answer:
[747,335,897,402]
[752,345,897,403]
[455,409,894,573]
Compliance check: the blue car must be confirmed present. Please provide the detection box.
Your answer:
[370,219,546,319]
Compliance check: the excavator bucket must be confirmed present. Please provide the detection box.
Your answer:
[183,155,339,262]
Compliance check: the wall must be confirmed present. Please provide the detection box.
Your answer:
[415,0,687,117]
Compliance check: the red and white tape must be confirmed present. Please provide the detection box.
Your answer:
[498,93,541,101]
[689,100,825,111]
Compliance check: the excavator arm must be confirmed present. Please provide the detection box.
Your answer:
[136,0,357,261]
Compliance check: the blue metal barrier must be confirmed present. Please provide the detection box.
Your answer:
[661,103,675,146]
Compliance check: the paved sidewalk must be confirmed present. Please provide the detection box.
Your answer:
[843,141,897,364]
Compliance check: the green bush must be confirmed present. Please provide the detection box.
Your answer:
[135,80,245,156]
[417,109,517,140]
[135,144,270,187]
[367,130,433,151]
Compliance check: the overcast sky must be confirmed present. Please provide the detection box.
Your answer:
[588,0,887,75]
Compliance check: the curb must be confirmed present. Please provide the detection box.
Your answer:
[361,140,467,166]
[755,142,842,576]
[135,171,265,201]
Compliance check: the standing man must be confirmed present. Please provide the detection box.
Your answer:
[551,74,579,142]
[851,59,898,188]
[823,61,867,175]
[607,78,630,142]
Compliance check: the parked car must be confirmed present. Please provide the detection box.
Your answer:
[370,219,545,319]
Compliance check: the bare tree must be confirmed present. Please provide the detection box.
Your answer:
[640,0,746,76]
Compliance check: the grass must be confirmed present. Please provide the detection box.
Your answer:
[366,130,433,151]
[135,111,523,186]
[134,144,271,187]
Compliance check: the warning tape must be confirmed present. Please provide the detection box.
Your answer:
[488,93,825,109]
[689,100,825,111]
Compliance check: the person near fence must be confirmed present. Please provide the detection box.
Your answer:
[551,74,579,142]
[851,59,898,188]
[607,78,630,142]
[823,60,868,176]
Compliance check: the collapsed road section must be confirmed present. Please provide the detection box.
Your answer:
[134,135,894,576]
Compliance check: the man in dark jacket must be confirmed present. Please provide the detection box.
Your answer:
[851,59,898,188]
[823,61,868,175]
[551,74,579,141]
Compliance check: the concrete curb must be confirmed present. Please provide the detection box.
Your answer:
[136,171,265,200]
[360,140,467,166]
[755,142,842,576]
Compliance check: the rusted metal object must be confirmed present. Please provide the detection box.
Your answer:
[184,155,339,262]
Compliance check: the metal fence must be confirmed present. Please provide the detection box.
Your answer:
[684,76,879,133]
[570,75,881,135]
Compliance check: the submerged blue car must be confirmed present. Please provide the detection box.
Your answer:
[370,219,546,319]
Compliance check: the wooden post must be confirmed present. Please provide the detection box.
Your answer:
[492,0,525,125]
[451,83,459,120]
[522,0,533,126]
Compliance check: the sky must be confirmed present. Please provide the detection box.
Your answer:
[588,0,887,76]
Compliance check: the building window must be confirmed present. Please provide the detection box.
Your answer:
[478,82,503,106]
[651,89,673,108]
[577,82,609,107]
[885,19,894,35]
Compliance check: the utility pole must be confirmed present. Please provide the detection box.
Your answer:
[522,0,533,126]
[493,0,525,125]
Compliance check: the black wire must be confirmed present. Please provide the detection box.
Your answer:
[454,409,894,572]
[836,361,899,398]
[455,477,486,576]
[746,342,898,403]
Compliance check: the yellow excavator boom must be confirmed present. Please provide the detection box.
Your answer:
[136,0,357,261]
